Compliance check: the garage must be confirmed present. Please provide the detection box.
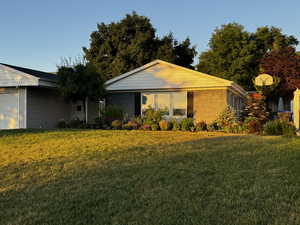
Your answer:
[0,91,19,129]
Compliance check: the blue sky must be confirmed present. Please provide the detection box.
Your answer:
[1,0,300,72]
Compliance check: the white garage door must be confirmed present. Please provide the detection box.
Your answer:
[0,92,19,129]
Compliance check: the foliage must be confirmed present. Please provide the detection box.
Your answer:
[94,117,104,129]
[243,96,269,125]
[159,120,172,131]
[207,121,219,132]
[180,118,195,131]
[197,24,298,90]
[216,106,239,133]
[57,120,68,129]
[141,124,151,130]
[83,12,197,81]
[122,121,139,130]
[263,120,296,136]
[244,117,262,134]
[171,120,181,131]
[68,118,83,128]
[260,47,300,98]
[195,121,208,131]
[57,62,105,121]
[101,105,124,125]
[111,120,122,130]
[151,123,160,131]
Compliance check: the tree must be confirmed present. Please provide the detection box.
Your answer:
[196,23,298,90]
[57,62,105,122]
[83,12,197,81]
[260,47,300,98]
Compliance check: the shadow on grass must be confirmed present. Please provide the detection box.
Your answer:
[1,135,300,225]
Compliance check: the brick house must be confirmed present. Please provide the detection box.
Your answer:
[105,60,247,123]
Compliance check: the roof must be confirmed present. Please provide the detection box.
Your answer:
[0,63,58,82]
[105,60,247,96]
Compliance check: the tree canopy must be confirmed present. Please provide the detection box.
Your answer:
[57,62,105,115]
[83,12,197,81]
[260,47,300,98]
[196,23,298,90]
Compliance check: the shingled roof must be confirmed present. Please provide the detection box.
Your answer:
[0,63,58,82]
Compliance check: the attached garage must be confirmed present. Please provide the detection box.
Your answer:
[0,63,68,129]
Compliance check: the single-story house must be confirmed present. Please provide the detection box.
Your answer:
[0,63,99,129]
[105,60,247,123]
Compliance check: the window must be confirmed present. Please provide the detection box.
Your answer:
[141,92,187,117]
[172,92,187,116]
[156,93,170,116]
[141,93,155,114]
[76,105,82,112]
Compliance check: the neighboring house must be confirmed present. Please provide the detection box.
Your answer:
[105,60,247,123]
[0,63,98,129]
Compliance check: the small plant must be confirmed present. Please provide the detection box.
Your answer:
[180,118,195,131]
[171,120,181,131]
[123,121,139,130]
[216,106,238,132]
[159,120,171,131]
[141,124,151,130]
[111,120,123,130]
[143,107,163,124]
[282,122,296,137]
[195,121,207,131]
[151,123,159,131]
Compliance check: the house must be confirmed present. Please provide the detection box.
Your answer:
[0,63,99,129]
[105,60,247,123]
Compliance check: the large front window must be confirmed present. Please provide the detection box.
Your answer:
[141,92,187,117]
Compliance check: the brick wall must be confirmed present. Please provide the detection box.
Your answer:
[193,89,228,123]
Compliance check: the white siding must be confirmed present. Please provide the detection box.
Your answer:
[107,62,231,91]
[0,65,39,87]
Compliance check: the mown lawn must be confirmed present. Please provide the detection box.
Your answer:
[1,130,300,225]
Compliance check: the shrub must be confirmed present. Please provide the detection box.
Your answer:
[143,107,163,124]
[282,123,296,137]
[247,118,262,134]
[195,121,207,131]
[159,120,171,131]
[180,118,195,131]
[133,116,144,127]
[207,121,219,131]
[123,121,139,130]
[263,120,282,135]
[244,96,269,125]
[57,120,68,129]
[216,106,238,132]
[111,120,122,130]
[101,105,124,125]
[151,123,159,131]
[171,120,181,131]
[69,118,82,128]
[263,120,296,136]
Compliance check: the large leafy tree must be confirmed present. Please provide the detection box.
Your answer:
[197,23,298,90]
[83,12,197,81]
[57,62,105,121]
[260,47,300,98]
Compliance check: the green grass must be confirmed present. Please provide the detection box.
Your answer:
[1,129,300,225]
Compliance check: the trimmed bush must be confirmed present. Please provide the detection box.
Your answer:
[57,120,68,129]
[263,120,296,136]
[111,120,122,130]
[180,118,194,131]
[69,118,82,128]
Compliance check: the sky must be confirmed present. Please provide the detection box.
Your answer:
[1,0,300,72]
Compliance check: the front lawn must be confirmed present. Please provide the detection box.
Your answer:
[1,130,300,225]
